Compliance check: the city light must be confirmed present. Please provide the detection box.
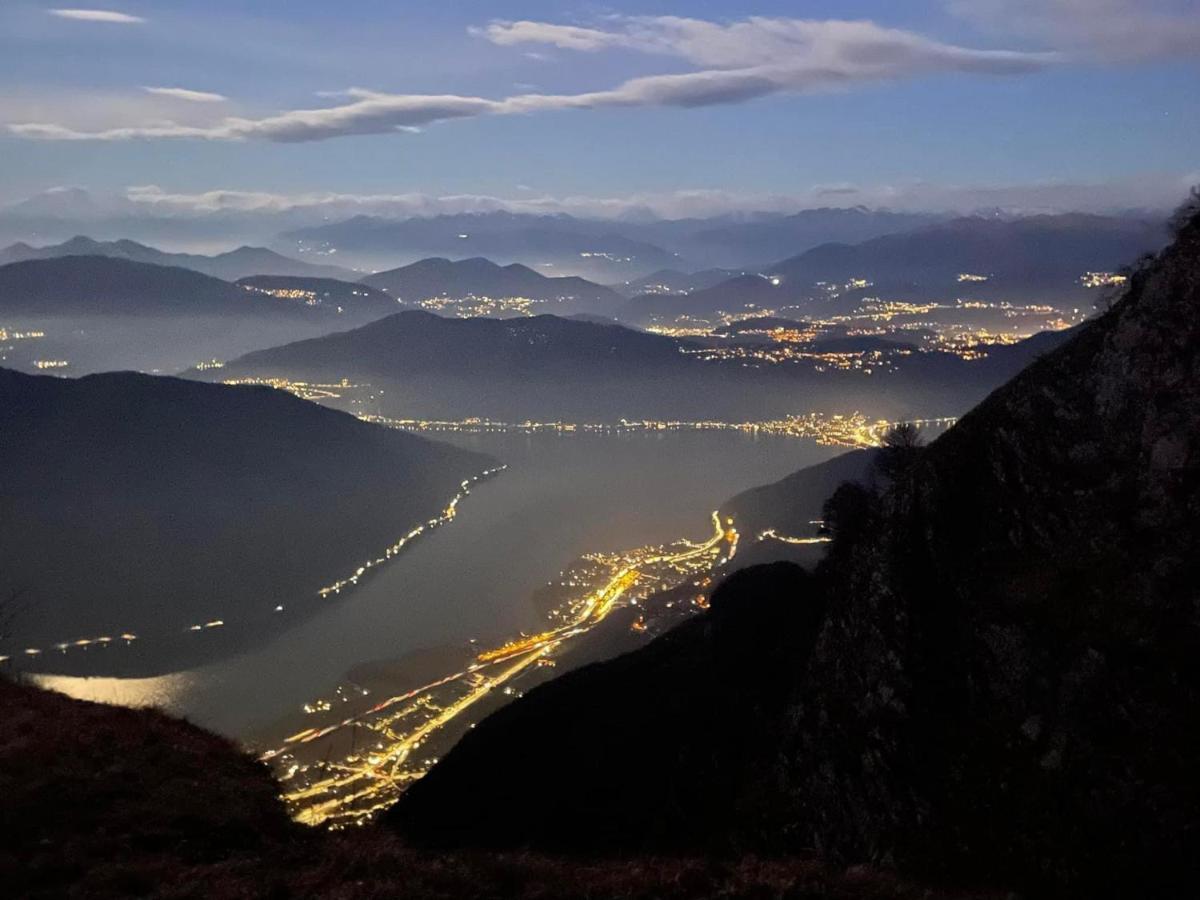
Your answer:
[268,511,742,828]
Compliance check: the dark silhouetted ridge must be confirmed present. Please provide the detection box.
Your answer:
[0,255,266,316]
[0,235,354,280]
[220,309,687,379]
[769,213,1166,286]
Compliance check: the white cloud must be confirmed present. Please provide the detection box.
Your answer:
[9,14,1054,143]
[118,174,1194,220]
[474,21,628,53]
[11,8,1195,145]
[142,87,226,103]
[483,16,1056,72]
[49,8,144,24]
[8,91,493,142]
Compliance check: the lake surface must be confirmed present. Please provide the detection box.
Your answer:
[38,430,840,740]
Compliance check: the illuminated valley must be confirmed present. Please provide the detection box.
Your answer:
[644,290,1094,371]
[357,411,956,449]
[263,510,753,828]
[220,375,955,448]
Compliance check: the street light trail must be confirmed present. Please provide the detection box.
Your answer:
[274,511,735,827]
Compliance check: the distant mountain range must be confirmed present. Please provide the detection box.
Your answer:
[0,368,490,674]
[767,213,1166,293]
[284,213,686,282]
[620,213,1168,323]
[0,186,1177,281]
[359,256,623,314]
[0,235,355,281]
[281,208,959,277]
[671,207,944,268]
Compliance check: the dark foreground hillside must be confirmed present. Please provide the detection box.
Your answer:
[0,679,1004,899]
[391,205,1200,896]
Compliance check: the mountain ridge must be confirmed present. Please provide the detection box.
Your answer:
[0,235,354,281]
[0,255,273,316]
[208,308,1076,422]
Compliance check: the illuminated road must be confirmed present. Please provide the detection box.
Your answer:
[270,510,736,827]
[757,528,832,546]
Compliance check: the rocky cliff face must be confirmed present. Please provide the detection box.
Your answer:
[393,205,1200,895]
[776,201,1200,893]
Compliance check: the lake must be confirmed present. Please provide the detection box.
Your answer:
[36,429,840,740]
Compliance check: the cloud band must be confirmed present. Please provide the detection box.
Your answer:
[9,15,1056,143]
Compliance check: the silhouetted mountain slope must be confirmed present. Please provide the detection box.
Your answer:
[770,213,1166,289]
[622,214,1166,322]
[0,368,490,673]
[0,256,272,316]
[210,310,771,420]
[0,681,995,900]
[0,255,377,320]
[768,208,1200,893]
[211,309,1074,422]
[0,677,296,898]
[0,235,353,280]
[223,310,684,377]
[360,257,622,314]
[390,206,1200,895]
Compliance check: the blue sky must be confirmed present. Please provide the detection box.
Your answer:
[0,1,1196,215]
